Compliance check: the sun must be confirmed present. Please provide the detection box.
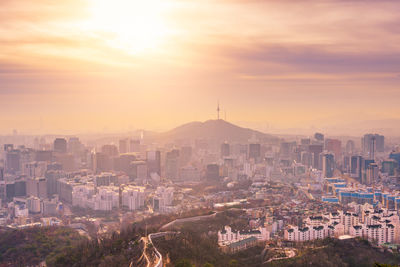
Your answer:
[85,0,171,54]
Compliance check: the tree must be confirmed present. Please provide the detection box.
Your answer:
[175,259,193,267]
[374,263,395,267]
[229,259,239,267]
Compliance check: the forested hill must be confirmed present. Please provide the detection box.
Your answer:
[0,226,85,266]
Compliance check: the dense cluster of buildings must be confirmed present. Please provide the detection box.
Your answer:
[284,203,399,245]
[1,127,400,251]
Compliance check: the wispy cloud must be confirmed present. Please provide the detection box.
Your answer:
[0,0,400,132]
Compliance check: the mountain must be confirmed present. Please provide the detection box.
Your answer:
[152,119,279,144]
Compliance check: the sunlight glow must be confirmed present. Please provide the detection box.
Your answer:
[85,0,172,54]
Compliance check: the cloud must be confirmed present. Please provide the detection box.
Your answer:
[223,44,400,75]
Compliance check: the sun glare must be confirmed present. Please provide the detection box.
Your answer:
[86,0,171,54]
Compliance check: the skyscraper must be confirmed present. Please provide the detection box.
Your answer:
[322,153,335,178]
[308,144,323,169]
[119,139,128,154]
[362,134,384,158]
[0,164,3,181]
[5,149,20,174]
[147,150,161,176]
[365,163,379,185]
[248,143,261,160]
[68,137,82,155]
[53,138,67,153]
[180,146,192,166]
[346,140,355,154]
[325,139,342,160]
[350,155,363,181]
[280,142,294,159]
[206,164,220,180]
[314,132,324,142]
[129,139,141,153]
[165,149,180,180]
[221,142,230,158]
[101,144,119,157]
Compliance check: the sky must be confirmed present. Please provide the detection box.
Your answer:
[1,0,400,136]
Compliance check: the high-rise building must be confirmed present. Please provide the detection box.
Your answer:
[35,150,52,162]
[325,139,342,160]
[119,139,129,154]
[129,139,141,153]
[23,161,47,178]
[343,155,350,172]
[221,143,230,158]
[362,134,384,159]
[180,146,192,166]
[365,163,379,185]
[3,144,13,152]
[375,135,385,153]
[153,186,174,212]
[101,144,119,157]
[314,133,324,142]
[346,140,355,154]
[54,153,75,171]
[249,143,261,159]
[165,149,180,180]
[147,150,161,176]
[280,142,293,159]
[94,173,118,187]
[5,149,20,174]
[322,153,335,178]
[27,196,41,214]
[350,155,363,180]
[382,160,397,176]
[180,166,201,182]
[206,164,220,180]
[68,137,82,155]
[114,154,136,174]
[308,144,323,169]
[301,138,311,145]
[93,152,112,173]
[121,185,145,210]
[26,177,47,199]
[46,170,65,197]
[0,165,3,181]
[53,138,67,153]
[130,161,148,182]
[301,151,313,167]
[14,180,26,197]
[389,152,400,167]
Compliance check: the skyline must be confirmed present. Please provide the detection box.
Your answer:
[1,0,400,135]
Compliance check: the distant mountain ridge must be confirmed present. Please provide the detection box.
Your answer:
[153,119,278,143]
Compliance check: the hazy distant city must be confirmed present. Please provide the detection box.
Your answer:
[1,115,400,266]
[2,0,400,266]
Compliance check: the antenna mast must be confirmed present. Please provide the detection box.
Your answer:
[217,101,220,120]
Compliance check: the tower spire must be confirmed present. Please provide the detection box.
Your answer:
[217,100,220,120]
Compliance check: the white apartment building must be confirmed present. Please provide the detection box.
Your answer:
[72,184,119,211]
[218,225,270,246]
[72,184,95,208]
[153,186,174,212]
[94,186,119,211]
[27,196,41,213]
[284,224,335,242]
[285,206,400,245]
[121,185,145,210]
[23,161,47,178]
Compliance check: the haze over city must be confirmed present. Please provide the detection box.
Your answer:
[1,0,400,135]
[2,1,400,267]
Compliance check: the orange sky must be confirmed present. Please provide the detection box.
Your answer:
[1,0,400,135]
